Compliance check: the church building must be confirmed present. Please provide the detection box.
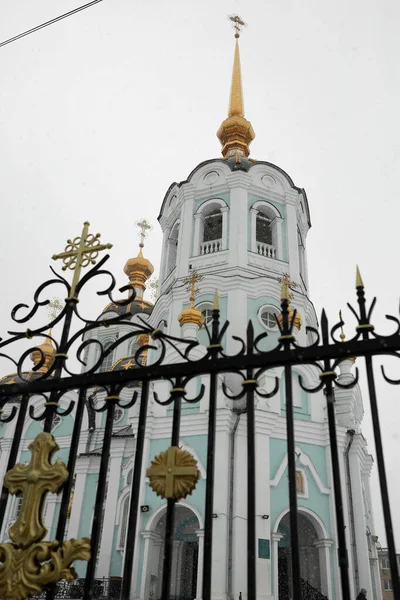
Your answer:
[0,23,382,600]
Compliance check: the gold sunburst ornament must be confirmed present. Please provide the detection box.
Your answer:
[0,433,90,600]
[146,446,200,500]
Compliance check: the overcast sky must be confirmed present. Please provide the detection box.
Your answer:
[1,0,400,547]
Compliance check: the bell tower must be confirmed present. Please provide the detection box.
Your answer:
[153,18,314,349]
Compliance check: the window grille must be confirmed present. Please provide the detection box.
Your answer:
[203,210,222,242]
[256,213,272,245]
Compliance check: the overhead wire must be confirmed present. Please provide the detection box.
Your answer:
[0,0,104,49]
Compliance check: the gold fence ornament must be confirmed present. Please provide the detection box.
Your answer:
[0,432,90,600]
[146,446,200,500]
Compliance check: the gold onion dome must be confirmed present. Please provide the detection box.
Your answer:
[277,307,302,331]
[178,271,204,329]
[30,332,56,373]
[216,33,255,158]
[178,307,204,329]
[124,245,154,293]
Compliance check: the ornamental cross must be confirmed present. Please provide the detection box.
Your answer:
[278,273,297,302]
[47,297,64,321]
[135,218,152,247]
[146,446,199,499]
[4,432,68,548]
[52,222,112,299]
[183,271,203,308]
[149,278,159,301]
[228,14,247,38]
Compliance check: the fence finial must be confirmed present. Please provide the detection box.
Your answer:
[356,265,364,288]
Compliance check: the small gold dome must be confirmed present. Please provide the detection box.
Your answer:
[178,307,204,329]
[277,307,302,331]
[30,333,56,373]
[124,246,154,292]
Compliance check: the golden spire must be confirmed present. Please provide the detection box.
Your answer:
[178,271,204,329]
[217,16,255,158]
[124,219,154,299]
[277,273,302,331]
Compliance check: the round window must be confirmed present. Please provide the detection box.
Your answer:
[201,308,213,326]
[259,306,280,330]
[113,407,124,424]
[196,303,214,327]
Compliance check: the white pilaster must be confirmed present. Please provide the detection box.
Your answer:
[255,426,271,600]
[284,193,300,282]
[68,457,90,539]
[314,538,334,599]
[250,208,258,252]
[0,439,12,484]
[349,437,373,596]
[195,529,204,600]
[45,495,58,540]
[140,530,161,600]
[227,173,251,269]
[193,214,203,256]
[221,206,229,250]
[271,532,283,598]
[97,441,125,577]
[177,185,195,277]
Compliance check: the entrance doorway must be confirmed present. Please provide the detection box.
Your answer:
[277,512,321,599]
[148,506,200,600]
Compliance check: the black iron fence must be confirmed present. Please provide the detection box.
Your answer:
[0,254,399,600]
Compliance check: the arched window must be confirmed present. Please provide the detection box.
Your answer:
[256,213,273,246]
[196,302,214,327]
[99,340,114,372]
[194,199,228,256]
[166,222,180,276]
[119,495,130,549]
[250,201,282,259]
[203,209,222,244]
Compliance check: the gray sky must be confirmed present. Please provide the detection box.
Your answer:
[1,0,400,547]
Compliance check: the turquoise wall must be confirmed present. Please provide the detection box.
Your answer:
[279,370,310,420]
[269,437,334,598]
[269,437,331,534]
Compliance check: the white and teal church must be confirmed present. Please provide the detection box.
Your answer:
[0,31,382,600]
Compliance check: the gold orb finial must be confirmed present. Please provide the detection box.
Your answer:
[277,274,302,331]
[124,219,154,296]
[178,271,204,328]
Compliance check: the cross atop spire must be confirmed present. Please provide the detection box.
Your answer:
[183,271,203,309]
[229,15,246,39]
[135,218,152,250]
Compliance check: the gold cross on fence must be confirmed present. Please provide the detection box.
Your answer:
[47,297,64,321]
[0,433,90,599]
[52,222,112,299]
[183,271,203,309]
[4,432,68,548]
[278,272,297,302]
[146,446,200,500]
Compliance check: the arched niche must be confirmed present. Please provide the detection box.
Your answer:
[249,200,283,260]
[193,198,228,256]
